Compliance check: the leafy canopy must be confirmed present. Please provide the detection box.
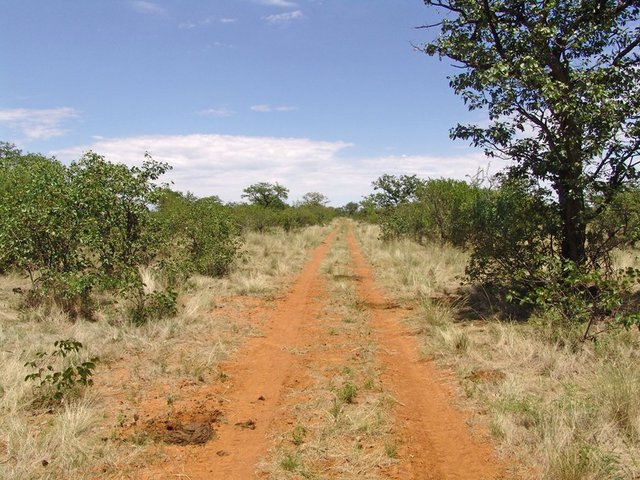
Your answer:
[301,191,330,206]
[365,174,424,209]
[242,182,289,209]
[422,0,640,264]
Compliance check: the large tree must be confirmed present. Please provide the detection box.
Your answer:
[421,0,640,265]
[366,174,424,209]
[241,182,289,209]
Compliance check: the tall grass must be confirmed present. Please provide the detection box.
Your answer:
[0,224,333,479]
[353,222,640,479]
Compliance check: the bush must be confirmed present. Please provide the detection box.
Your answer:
[0,149,171,317]
[523,259,640,340]
[417,179,481,246]
[24,339,98,403]
[128,288,178,326]
[587,187,640,268]
[379,179,482,246]
[379,202,431,243]
[157,192,243,277]
[465,177,559,296]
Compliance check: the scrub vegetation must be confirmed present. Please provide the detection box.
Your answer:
[2,2,640,478]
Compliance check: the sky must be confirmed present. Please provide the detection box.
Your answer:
[0,0,503,205]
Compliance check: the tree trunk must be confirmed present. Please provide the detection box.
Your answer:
[557,181,587,265]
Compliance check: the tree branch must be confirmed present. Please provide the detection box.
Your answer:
[612,32,640,66]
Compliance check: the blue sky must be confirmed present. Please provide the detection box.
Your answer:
[0,0,500,205]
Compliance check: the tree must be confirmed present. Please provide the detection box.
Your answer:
[340,201,360,216]
[365,174,424,209]
[421,0,640,266]
[0,141,21,164]
[301,191,330,206]
[241,182,289,209]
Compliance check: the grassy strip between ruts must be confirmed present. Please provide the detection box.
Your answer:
[260,221,399,479]
[0,224,332,480]
[354,222,640,480]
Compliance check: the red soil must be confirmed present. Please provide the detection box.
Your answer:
[347,227,506,479]
[137,231,338,479]
[125,227,507,479]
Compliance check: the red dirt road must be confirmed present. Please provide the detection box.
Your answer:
[139,231,337,479]
[347,228,506,480]
[135,226,506,479]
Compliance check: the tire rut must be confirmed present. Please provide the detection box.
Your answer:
[140,230,337,479]
[136,225,506,479]
[346,226,506,480]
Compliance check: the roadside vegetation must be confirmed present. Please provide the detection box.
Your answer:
[0,223,333,479]
[0,141,336,479]
[343,4,640,475]
[354,220,640,479]
[2,139,640,479]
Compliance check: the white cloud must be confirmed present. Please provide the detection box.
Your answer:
[179,16,237,29]
[263,10,304,24]
[250,104,298,113]
[49,134,504,205]
[0,107,79,141]
[259,0,298,7]
[178,21,197,29]
[131,1,165,15]
[198,107,235,117]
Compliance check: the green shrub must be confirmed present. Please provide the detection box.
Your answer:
[336,381,358,404]
[0,149,171,316]
[523,259,640,339]
[466,177,559,296]
[378,178,482,246]
[128,288,178,326]
[157,192,243,277]
[24,339,98,403]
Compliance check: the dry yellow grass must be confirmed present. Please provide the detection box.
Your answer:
[0,224,332,480]
[353,221,640,480]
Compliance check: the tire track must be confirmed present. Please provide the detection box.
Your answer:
[346,227,506,480]
[140,230,337,480]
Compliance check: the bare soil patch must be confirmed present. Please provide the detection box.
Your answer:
[132,230,337,479]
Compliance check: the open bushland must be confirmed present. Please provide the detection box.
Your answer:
[355,222,640,480]
[1,219,513,479]
[3,142,639,480]
[0,225,332,479]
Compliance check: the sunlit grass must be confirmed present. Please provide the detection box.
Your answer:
[353,221,640,480]
[0,224,334,479]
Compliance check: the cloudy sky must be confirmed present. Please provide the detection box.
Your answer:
[0,0,502,205]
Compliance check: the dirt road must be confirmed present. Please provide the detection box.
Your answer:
[135,226,505,479]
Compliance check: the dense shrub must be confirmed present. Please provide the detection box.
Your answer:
[0,146,251,322]
[231,203,337,233]
[587,187,640,269]
[379,178,481,246]
[465,177,559,294]
[379,202,431,243]
[157,191,243,277]
[0,153,93,313]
